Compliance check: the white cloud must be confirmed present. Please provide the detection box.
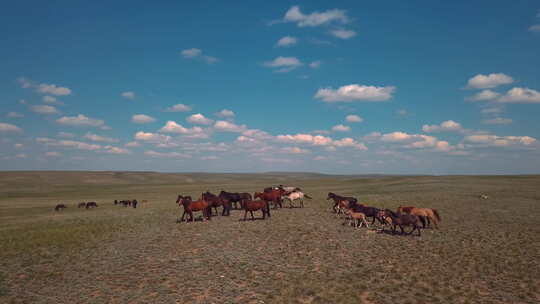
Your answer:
[42,95,63,105]
[6,112,23,118]
[529,24,540,32]
[275,133,366,150]
[36,137,102,150]
[481,107,503,115]
[216,109,235,118]
[496,87,540,104]
[466,89,500,101]
[158,121,207,138]
[103,146,131,154]
[482,117,512,125]
[330,28,356,39]
[214,120,247,132]
[45,151,61,157]
[281,5,349,27]
[396,109,408,116]
[19,78,71,96]
[165,103,191,112]
[332,138,367,150]
[121,91,135,100]
[56,114,106,128]
[57,132,74,138]
[134,131,172,143]
[201,156,219,160]
[422,120,463,133]
[276,36,297,47]
[0,122,22,132]
[465,134,536,147]
[14,143,23,149]
[125,141,140,147]
[181,48,217,64]
[263,56,303,72]
[280,147,310,154]
[315,84,395,102]
[332,124,350,132]
[187,113,213,125]
[369,131,454,152]
[345,114,363,123]
[466,73,514,89]
[309,61,321,69]
[144,150,191,158]
[131,114,156,124]
[83,132,118,143]
[31,105,60,115]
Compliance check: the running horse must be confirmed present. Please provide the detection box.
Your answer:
[326,192,357,213]
[397,206,441,229]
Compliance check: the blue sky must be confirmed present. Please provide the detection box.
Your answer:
[1,1,540,174]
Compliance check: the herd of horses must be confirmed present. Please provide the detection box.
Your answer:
[53,199,148,211]
[176,185,311,222]
[327,192,441,236]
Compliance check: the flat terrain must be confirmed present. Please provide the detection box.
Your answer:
[0,172,539,304]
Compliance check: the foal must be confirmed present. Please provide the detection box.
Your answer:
[344,209,369,229]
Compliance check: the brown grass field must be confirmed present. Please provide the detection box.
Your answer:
[0,171,539,304]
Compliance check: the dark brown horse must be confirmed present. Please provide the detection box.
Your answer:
[54,204,67,211]
[202,191,231,216]
[78,202,86,208]
[254,189,284,209]
[176,195,212,222]
[327,192,357,213]
[348,201,384,225]
[219,191,244,209]
[85,202,98,209]
[242,200,270,220]
[132,199,138,208]
[380,209,422,236]
[397,206,441,229]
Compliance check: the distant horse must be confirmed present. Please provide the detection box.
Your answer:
[78,202,86,208]
[242,200,270,220]
[132,199,138,208]
[282,191,312,208]
[344,209,369,229]
[397,206,440,229]
[219,191,243,209]
[327,192,357,213]
[380,209,422,236]
[202,191,231,216]
[176,195,211,222]
[349,202,384,225]
[54,204,67,211]
[255,189,285,209]
[86,202,98,209]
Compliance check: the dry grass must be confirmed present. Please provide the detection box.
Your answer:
[0,172,539,303]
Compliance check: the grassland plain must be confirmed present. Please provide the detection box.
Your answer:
[0,171,539,304]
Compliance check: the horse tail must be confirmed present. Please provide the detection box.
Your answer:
[304,194,312,199]
[432,209,441,222]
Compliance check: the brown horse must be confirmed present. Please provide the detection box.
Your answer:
[176,195,212,222]
[78,202,86,208]
[254,189,284,209]
[242,200,270,220]
[54,204,67,211]
[202,191,231,216]
[344,209,369,228]
[380,209,422,236]
[85,202,98,209]
[327,192,357,213]
[397,206,441,229]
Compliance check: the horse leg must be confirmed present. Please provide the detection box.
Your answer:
[180,211,186,222]
[399,225,405,235]
[300,199,304,208]
[363,217,369,229]
[431,216,438,229]
[266,202,271,218]
[244,210,248,221]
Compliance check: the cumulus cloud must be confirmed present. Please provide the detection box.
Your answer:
[263,56,303,72]
[315,84,395,102]
[36,137,101,150]
[144,150,191,158]
[103,146,131,154]
[466,89,500,101]
[214,120,247,132]
[422,120,464,133]
[83,132,118,143]
[0,122,22,132]
[131,114,156,124]
[42,95,63,105]
[45,151,61,157]
[121,91,135,100]
[134,131,172,143]
[31,105,60,115]
[216,109,235,118]
[332,124,350,132]
[181,48,217,64]
[309,61,321,69]
[281,5,349,27]
[368,131,455,152]
[529,24,540,32]
[330,28,356,39]
[465,134,536,147]
[276,133,366,150]
[466,73,514,89]
[56,114,106,128]
[6,112,24,118]
[18,77,72,96]
[276,36,297,47]
[124,141,140,147]
[165,103,191,112]
[280,147,310,154]
[158,121,207,138]
[187,113,213,125]
[496,87,540,104]
[345,114,363,123]
[482,117,512,125]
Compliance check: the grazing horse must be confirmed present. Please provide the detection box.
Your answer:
[219,191,243,209]
[176,195,211,222]
[255,189,284,209]
[381,209,422,236]
[86,202,98,209]
[54,204,67,211]
[202,191,231,216]
[349,202,384,225]
[242,200,270,220]
[78,202,86,208]
[282,191,312,208]
[397,206,441,229]
[344,209,369,228]
[327,192,357,213]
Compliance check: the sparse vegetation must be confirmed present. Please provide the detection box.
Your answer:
[0,172,539,303]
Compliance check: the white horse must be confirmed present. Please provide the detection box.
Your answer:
[279,185,302,194]
[282,191,311,208]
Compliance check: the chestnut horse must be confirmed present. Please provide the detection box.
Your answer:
[397,206,441,229]
[176,195,212,222]
[242,200,270,220]
[255,189,284,209]
[202,191,231,216]
[327,192,357,213]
